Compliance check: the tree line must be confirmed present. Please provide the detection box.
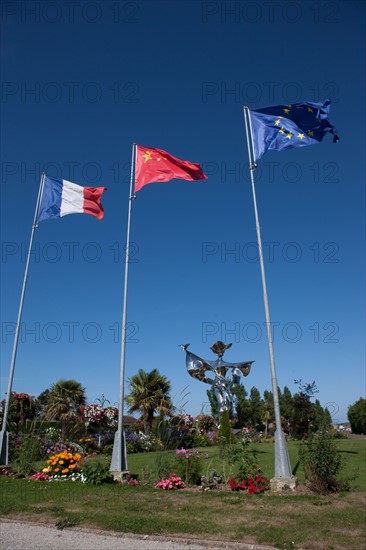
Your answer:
[1,371,365,438]
[207,379,335,438]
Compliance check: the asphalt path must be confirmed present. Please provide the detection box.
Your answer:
[0,520,275,550]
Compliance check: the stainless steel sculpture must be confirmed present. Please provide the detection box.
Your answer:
[180,341,253,417]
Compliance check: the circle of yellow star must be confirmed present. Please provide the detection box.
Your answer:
[143,151,153,163]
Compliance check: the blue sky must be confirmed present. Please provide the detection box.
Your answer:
[1,0,365,423]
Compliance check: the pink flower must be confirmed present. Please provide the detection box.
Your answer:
[155,473,185,490]
[31,472,50,481]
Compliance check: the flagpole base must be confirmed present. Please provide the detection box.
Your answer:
[0,430,9,466]
[111,470,130,483]
[274,428,292,478]
[270,428,297,492]
[110,430,128,479]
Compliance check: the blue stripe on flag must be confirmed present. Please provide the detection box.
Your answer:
[37,176,63,223]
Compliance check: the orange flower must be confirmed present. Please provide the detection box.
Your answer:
[61,468,69,474]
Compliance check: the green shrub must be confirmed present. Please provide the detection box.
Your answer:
[223,436,260,480]
[101,443,114,455]
[12,435,42,475]
[217,410,234,445]
[126,442,137,454]
[192,433,210,447]
[332,430,348,439]
[81,461,114,485]
[174,449,203,485]
[299,430,349,494]
[154,450,173,481]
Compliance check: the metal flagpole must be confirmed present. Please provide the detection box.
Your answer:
[110,143,136,477]
[243,107,295,486]
[0,173,46,465]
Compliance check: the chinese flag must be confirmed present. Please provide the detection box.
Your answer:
[134,145,208,193]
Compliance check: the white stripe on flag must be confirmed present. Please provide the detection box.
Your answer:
[60,179,84,217]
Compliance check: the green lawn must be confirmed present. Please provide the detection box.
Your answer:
[127,438,366,491]
[1,438,365,550]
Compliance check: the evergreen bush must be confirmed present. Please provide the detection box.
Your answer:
[217,410,234,445]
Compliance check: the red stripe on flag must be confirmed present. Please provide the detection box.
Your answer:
[83,187,107,219]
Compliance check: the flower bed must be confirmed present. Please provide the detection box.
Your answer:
[82,404,118,428]
[155,473,185,490]
[228,474,270,494]
[42,451,82,479]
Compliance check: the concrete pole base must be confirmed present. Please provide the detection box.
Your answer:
[270,476,297,494]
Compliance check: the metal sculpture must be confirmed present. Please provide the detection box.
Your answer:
[180,341,254,417]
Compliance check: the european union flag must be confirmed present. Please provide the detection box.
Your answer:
[249,99,339,161]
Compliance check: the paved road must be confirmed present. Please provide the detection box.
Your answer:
[0,520,275,550]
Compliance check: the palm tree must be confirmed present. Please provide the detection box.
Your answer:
[44,379,86,439]
[262,402,274,438]
[126,369,172,434]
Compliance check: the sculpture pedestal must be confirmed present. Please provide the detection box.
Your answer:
[270,476,297,494]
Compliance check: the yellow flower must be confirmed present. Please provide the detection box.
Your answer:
[42,468,50,473]
[59,460,64,465]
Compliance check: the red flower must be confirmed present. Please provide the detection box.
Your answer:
[228,474,270,493]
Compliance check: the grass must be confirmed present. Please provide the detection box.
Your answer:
[1,438,365,550]
[127,438,366,491]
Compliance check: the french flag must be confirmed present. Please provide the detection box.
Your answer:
[37,175,107,223]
